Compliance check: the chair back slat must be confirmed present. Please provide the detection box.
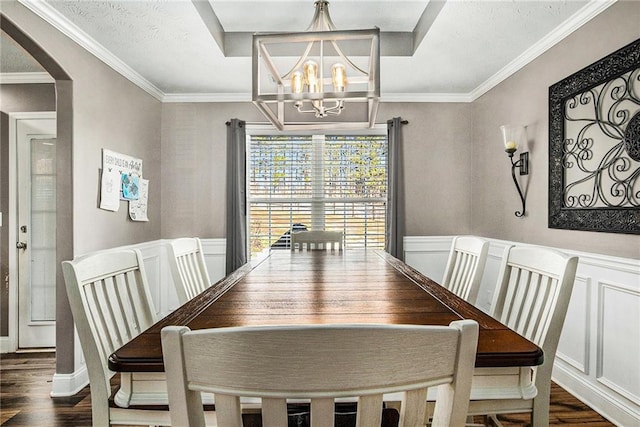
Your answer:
[311,398,334,427]
[356,394,384,427]
[262,397,288,427]
[214,394,243,427]
[442,236,489,304]
[179,254,203,297]
[521,275,547,341]
[291,231,343,251]
[399,387,428,426]
[491,245,578,354]
[99,276,128,351]
[162,321,479,427]
[167,238,212,304]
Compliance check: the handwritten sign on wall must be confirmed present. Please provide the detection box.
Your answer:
[99,149,145,216]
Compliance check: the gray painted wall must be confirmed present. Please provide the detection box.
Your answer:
[378,103,474,236]
[0,83,56,337]
[2,3,163,256]
[160,2,639,259]
[0,83,55,111]
[471,0,640,259]
[160,103,263,238]
[2,2,162,373]
[160,102,475,239]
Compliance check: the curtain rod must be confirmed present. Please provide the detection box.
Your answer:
[225,120,408,126]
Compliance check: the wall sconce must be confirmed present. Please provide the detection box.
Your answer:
[500,124,529,217]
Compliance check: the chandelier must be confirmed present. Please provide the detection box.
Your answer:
[252,1,380,130]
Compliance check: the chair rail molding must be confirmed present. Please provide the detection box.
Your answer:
[404,235,640,426]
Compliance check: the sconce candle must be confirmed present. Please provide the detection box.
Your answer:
[500,125,529,217]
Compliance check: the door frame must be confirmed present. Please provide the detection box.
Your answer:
[7,111,57,352]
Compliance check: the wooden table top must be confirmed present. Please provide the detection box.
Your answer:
[108,250,543,372]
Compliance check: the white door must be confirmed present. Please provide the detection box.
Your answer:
[16,117,57,349]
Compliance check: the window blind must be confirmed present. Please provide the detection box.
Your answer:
[248,134,387,257]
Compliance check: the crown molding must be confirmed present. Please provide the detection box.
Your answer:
[17,0,165,101]
[381,92,474,103]
[17,0,616,105]
[469,0,617,101]
[163,92,474,103]
[162,92,252,103]
[0,72,54,84]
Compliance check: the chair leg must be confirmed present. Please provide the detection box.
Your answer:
[531,391,550,427]
[487,414,504,427]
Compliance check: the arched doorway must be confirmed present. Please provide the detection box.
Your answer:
[1,14,74,377]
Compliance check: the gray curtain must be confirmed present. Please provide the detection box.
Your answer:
[225,119,247,274]
[385,117,406,259]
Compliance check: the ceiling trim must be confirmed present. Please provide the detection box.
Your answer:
[412,0,447,54]
[163,93,252,103]
[162,91,474,103]
[17,0,165,101]
[381,93,474,103]
[469,0,617,101]
[17,0,617,105]
[196,0,444,57]
[0,72,54,84]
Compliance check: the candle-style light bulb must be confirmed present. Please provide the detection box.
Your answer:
[303,60,319,93]
[291,71,304,108]
[303,60,322,113]
[331,63,347,92]
[291,71,304,94]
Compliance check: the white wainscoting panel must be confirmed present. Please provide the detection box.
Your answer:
[404,235,640,426]
[402,236,452,285]
[136,242,165,319]
[201,239,227,283]
[52,238,227,397]
[596,281,640,403]
[556,274,590,375]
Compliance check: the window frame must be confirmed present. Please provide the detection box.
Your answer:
[246,125,388,257]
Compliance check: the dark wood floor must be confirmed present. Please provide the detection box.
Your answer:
[1,352,615,427]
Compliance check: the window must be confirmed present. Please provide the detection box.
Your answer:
[248,133,387,258]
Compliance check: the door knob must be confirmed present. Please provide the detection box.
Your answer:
[16,242,27,250]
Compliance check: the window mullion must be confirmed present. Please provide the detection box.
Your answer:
[312,135,325,230]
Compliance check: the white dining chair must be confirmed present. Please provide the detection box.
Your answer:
[467,245,578,427]
[162,320,479,427]
[441,236,489,304]
[166,237,212,304]
[291,230,343,251]
[62,249,171,427]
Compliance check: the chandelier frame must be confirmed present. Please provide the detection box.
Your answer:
[252,26,380,131]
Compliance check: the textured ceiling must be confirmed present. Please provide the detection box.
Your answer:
[2,0,607,100]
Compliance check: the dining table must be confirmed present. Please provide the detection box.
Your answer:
[108,249,542,407]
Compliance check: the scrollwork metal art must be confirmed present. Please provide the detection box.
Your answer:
[549,38,640,234]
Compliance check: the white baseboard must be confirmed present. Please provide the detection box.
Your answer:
[553,362,640,426]
[0,336,12,353]
[50,365,89,397]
